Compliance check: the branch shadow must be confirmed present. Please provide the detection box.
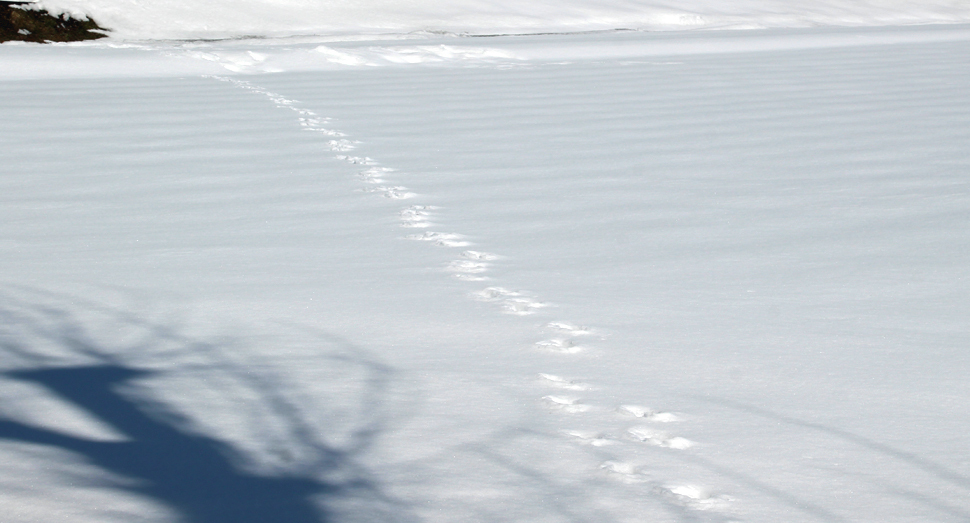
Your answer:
[0,288,417,523]
[688,395,970,521]
[1,365,325,523]
[697,396,970,491]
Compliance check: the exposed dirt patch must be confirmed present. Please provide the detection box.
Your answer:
[1,1,107,43]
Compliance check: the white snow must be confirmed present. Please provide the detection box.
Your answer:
[2,3,970,523]
[24,0,970,40]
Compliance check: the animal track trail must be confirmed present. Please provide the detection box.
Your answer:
[211,75,732,520]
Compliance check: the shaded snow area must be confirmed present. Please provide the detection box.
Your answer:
[2,22,970,523]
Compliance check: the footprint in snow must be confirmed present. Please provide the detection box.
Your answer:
[357,167,395,184]
[600,461,650,483]
[535,337,584,354]
[298,116,326,125]
[542,395,591,413]
[562,430,615,447]
[547,321,594,337]
[473,287,520,300]
[473,287,547,315]
[268,95,297,105]
[399,205,436,228]
[309,128,346,136]
[618,405,683,422]
[364,186,415,199]
[501,297,547,315]
[537,322,594,352]
[627,427,693,449]
[461,250,501,261]
[660,485,734,512]
[447,260,489,274]
[405,231,471,247]
[447,260,490,281]
[537,373,592,391]
[298,116,343,135]
[299,117,343,133]
[336,155,377,165]
[327,139,359,152]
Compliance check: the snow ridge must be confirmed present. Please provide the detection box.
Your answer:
[208,75,737,519]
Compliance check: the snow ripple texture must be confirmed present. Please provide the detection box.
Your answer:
[211,75,725,521]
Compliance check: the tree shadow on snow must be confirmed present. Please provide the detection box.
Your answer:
[0,288,414,523]
[0,365,329,523]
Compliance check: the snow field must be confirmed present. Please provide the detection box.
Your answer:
[2,24,970,523]
[250,36,970,521]
[26,0,970,41]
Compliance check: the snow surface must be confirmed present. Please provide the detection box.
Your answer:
[2,3,970,523]
[25,0,970,41]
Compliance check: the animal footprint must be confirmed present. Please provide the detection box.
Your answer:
[661,485,734,511]
[357,167,395,184]
[537,373,592,391]
[268,95,297,106]
[562,430,615,446]
[627,427,693,449]
[364,186,415,199]
[309,127,345,136]
[447,260,490,281]
[473,287,520,300]
[447,260,489,274]
[501,297,547,315]
[327,139,359,152]
[600,461,649,483]
[542,395,591,413]
[299,116,332,126]
[335,155,377,165]
[461,250,500,261]
[405,231,471,247]
[400,205,436,228]
[547,321,593,336]
[535,338,583,354]
[299,117,344,136]
[618,405,682,422]
[473,287,546,315]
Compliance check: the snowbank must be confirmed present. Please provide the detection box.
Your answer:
[32,0,970,41]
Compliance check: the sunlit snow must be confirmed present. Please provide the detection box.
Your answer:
[2,2,970,523]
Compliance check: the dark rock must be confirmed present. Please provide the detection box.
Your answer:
[1,1,108,43]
